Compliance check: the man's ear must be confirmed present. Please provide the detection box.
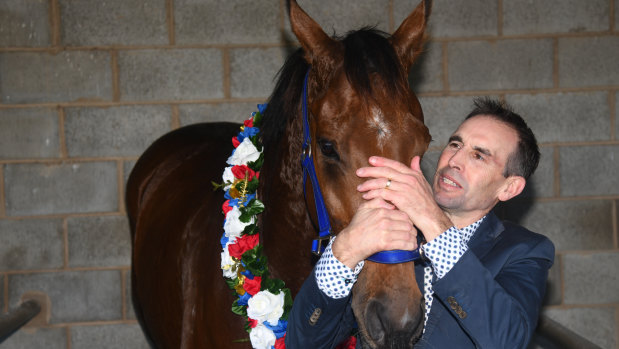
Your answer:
[498,176,526,202]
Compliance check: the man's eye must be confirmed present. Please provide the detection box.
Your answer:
[474,153,484,160]
[449,142,461,149]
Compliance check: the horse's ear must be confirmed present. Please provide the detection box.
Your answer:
[288,0,342,84]
[390,0,432,74]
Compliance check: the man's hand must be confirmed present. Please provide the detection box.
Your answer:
[331,198,418,269]
[356,156,453,242]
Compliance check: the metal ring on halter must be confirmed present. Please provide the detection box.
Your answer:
[385,178,392,189]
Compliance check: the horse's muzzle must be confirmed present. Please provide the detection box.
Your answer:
[360,299,424,349]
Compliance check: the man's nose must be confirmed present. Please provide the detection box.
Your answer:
[447,150,463,171]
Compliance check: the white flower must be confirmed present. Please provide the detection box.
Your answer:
[249,324,276,349]
[222,166,235,190]
[247,290,285,326]
[224,206,254,240]
[220,247,238,279]
[227,138,260,166]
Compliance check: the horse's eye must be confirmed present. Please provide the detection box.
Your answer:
[317,139,340,160]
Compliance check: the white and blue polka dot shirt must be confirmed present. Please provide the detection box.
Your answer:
[315,216,486,327]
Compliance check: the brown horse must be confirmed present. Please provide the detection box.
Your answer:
[127,0,432,348]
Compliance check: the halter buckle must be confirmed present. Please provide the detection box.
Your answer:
[311,234,333,256]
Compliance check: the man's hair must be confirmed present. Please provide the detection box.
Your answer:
[465,98,540,180]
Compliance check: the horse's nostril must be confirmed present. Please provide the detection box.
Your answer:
[363,298,425,348]
[365,300,387,346]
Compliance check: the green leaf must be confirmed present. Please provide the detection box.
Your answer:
[225,277,238,291]
[245,177,260,193]
[238,210,253,223]
[231,300,247,317]
[264,278,285,294]
[238,199,264,223]
[281,288,293,320]
[212,181,225,191]
[241,224,259,236]
[246,199,265,215]
[247,152,264,171]
[241,246,269,277]
[253,110,263,126]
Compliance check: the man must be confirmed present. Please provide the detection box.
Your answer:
[286,98,555,348]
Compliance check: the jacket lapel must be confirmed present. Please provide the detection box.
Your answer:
[467,211,505,260]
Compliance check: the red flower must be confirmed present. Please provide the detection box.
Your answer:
[335,336,356,349]
[243,276,262,296]
[248,317,258,328]
[244,118,254,128]
[232,136,241,148]
[274,335,286,349]
[231,165,257,180]
[222,200,233,215]
[228,234,259,259]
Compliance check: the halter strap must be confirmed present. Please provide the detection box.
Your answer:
[300,68,420,263]
[301,70,333,254]
[367,249,420,264]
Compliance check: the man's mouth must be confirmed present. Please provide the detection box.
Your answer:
[440,175,461,188]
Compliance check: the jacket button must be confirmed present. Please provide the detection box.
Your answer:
[458,310,467,319]
[309,308,322,326]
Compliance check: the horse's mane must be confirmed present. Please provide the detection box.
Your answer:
[260,27,408,151]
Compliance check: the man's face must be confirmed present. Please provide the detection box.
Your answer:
[432,115,519,219]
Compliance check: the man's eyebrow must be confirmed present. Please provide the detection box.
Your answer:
[473,146,492,157]
[448,135,462,143]
[449,134,493,157]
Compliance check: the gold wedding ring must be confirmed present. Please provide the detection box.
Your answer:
[385,178,392,189]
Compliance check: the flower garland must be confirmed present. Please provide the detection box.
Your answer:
[218,104,292,349]
[217,104,357,349]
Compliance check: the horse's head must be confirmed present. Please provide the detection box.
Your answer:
[289,0,432,347]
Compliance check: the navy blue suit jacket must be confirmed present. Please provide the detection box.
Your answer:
[285,211,555,348]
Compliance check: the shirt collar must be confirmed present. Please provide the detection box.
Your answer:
[460,215,486,246]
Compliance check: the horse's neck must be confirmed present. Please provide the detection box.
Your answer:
[259,111,317,294]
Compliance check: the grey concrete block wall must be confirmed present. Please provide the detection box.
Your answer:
[64,105,172,157]
[8,270,122,323]
[0,219,64,271]
[0,0,617,348]
[118,49,224,101]
[0,52,113,103]
[4,162,118,216]
[0,108,60,159]
[59,0,168,46]
[71,324,150,349]
[448,39,555,91]
[67,216,132,267]
[0,0,50,47]
[503,0,610,35]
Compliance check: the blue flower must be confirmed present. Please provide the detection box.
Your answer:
[257,103,267,114]
[265,320,287,338]
[241,269,254,279]
[228,193,256,208]
[238,127,260,142]
[220,235,229,248]
[237,292,251,306]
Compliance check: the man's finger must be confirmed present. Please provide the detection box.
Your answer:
[409,155,422,172]
[369,156,413,173]
[359,197,395,210]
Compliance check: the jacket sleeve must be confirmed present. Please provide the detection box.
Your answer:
[285,268,356,349]
[431,235,555,349]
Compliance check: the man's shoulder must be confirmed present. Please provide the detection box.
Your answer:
[498,220,555,259]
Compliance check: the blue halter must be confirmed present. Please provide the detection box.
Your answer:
[300,69,420,264]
